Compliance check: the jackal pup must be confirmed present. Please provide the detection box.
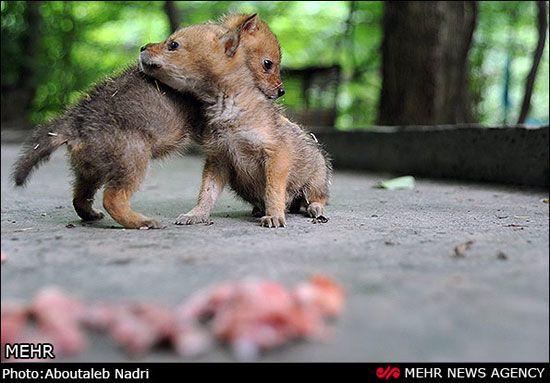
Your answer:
[140,15,331,228]
[11,14,284,229]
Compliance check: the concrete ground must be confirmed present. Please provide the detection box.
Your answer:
[1,143,548,362]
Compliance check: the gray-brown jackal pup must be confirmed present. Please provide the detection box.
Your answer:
[11,14,285,229]
[140,15,331,228]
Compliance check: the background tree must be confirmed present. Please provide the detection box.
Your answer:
[164,1,182,33]
[1,1,41,126]
[517,1,548,124]
[377,1,478,125]
[1,1,548,129]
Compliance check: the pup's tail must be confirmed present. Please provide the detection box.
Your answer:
[12,119,72,187]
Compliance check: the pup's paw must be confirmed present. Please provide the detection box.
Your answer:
[174,213,209,225]
[307,202,325,218]
[260,213,286,228]
[74,202,105,221]
[82,209,105,221]
[138,218,163,230]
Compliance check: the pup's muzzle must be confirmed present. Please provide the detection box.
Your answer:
[138,45,162,72]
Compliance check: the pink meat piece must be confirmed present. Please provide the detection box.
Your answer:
[80,304,124,330]
[133,303,175,338]
[108,306,157,355]
[30,287,87,356]
[108,303,177,355]
[175,277,345,359]
[12,327,58,362]
[2,275,344,361]
[1,302,28,360]
[209,280,327,359]
[294,275,345,317]
[170,322,213,359]
[1,252,6,264]
[177,283,238,322]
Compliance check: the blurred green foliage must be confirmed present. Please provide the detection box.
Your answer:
[1,1,548,127]
[470,1,549,124]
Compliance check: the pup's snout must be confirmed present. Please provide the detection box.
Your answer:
[277,87,285,98]
[140,43,154,52]
[139,45,162,73]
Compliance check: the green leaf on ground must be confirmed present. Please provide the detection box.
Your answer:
[376,176,415,190]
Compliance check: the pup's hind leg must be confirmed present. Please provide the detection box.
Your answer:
[102,152,161,229]
[307,199,326,218]
[305,164,330,219]
[72,173,104,221]
[306,197,326,219]
[103,186,161,230]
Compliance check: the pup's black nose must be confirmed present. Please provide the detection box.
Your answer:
[277,87,285,97]
[140,45,147,52]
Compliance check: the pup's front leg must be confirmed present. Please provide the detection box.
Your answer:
[175,157,228,225]
[261,147,291,228]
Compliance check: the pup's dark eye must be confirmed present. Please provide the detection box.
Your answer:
[263,59,273,71]
[168,41,179,51]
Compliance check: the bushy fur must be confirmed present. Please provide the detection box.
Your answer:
[11,15,285,229]
[140,17,331,227]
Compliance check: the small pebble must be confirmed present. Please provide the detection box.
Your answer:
[497,252,508,260]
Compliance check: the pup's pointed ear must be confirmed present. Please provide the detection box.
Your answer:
[220,30,240,57]
[238,13,259,33]
[219,13,257,57]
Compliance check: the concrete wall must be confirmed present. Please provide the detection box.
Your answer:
[2,124,548,187]
[314,125,549,187]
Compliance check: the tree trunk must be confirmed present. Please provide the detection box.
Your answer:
[457,1,478,124]
[1,1,42,125]
[164,1,181,34]
[378,1,477,125]
[517,1,548,124]
[60,2,76,104]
